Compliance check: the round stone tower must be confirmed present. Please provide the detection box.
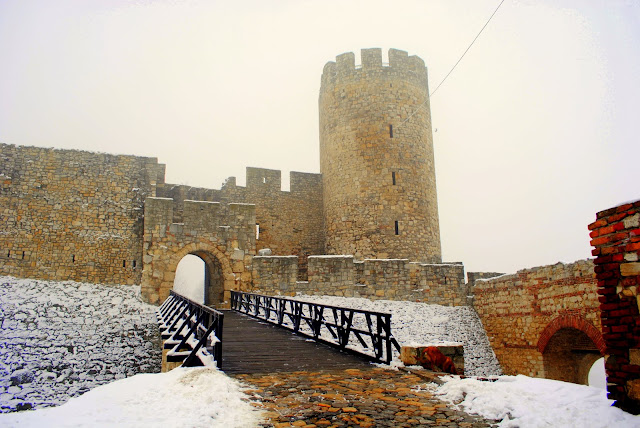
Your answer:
[319,48,442,262]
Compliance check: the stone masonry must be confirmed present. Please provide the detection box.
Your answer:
[156,168,324,279]
[319,48,441,262]
[141,198,256,305]
[0,143,164,286]
[0,49,460,308]
[251,255,468,306]
[589,199,640,414]
[473,259,602,383]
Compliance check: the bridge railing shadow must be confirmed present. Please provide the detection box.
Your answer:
[230,291,401,364]
[157,290,224,369]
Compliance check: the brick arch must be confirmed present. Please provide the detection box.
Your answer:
[537,314,605,355]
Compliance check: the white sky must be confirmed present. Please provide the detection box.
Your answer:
[1,0,638,274]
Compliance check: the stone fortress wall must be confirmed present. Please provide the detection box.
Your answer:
[0,143,164,285]
[156,167,324,278]
[141,197,257,305]
[319,48,441,262]
[251,255,468,306]
[0,48,614,389]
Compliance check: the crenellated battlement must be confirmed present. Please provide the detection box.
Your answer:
[143,197,256,236]
[222,167,322,194]
[321,48,427,88]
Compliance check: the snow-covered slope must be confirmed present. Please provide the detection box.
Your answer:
[0,276,161,412]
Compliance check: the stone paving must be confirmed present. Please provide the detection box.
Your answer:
[234,367,495,427]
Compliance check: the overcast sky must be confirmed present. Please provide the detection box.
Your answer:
[1,0,638,274]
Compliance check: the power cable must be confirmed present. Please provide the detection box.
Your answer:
[397,0,506,131]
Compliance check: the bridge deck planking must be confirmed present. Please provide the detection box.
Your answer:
[220,310,371,374]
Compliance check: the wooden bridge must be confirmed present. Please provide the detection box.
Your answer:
[157,291,401,373]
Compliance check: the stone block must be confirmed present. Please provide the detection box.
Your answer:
[621,263,640,277]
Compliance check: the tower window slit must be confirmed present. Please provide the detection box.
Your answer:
[389,124,393,138]
[132,260,137,268]
[392,172,396,185]
[394,221,399,235]
[123,260,126,268]
[72,255,75,263]
[256,224,260,240]
[22,251,25,259]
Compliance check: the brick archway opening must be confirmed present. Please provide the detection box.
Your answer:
[537,315,605,385]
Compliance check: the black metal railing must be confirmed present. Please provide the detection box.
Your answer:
[157,290,224,368]
[230,291,401,364]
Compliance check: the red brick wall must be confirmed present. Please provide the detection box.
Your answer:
[589,200,640,414]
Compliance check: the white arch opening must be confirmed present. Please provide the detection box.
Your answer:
[173,254,205,303]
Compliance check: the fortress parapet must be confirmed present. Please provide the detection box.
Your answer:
[143,197,256,248]
[321,48,427,88]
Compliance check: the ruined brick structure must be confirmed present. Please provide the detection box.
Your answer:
[589,200,640,414]
[473,260,603,384]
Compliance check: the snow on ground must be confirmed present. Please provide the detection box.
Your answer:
[293,294,502,377]
[430,374,640,428]
[0,276,161,412]
[0,367,262,428]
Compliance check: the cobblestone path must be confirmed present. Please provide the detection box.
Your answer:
[234,367,494,427]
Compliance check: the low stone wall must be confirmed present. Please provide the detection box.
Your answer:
[473,259,600,380]
[251,256,298,295]
[589,200,640,414]
[250,255,468,305]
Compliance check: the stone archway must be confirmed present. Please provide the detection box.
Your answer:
[537,315,605,384]
[167,243,235,308]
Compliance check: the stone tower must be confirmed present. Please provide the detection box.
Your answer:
[319,48,442,262]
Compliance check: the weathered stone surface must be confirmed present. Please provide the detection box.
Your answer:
[236,368,493,427]
[473,259,600,379]
[319,48,441,263]
[621,262,640,277]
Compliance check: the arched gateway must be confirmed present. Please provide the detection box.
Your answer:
[140,197,256,307]
[537,314,605,385]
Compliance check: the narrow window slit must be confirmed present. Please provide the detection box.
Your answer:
[256,224,260,240]
[22,251,25,259]
[7,250,10,258]
[392,172,396,185]
[394,221,399,235]
[132,260,137,268]
[72,255,75,263]
[123,260,126,268]
[389,124,393,138]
